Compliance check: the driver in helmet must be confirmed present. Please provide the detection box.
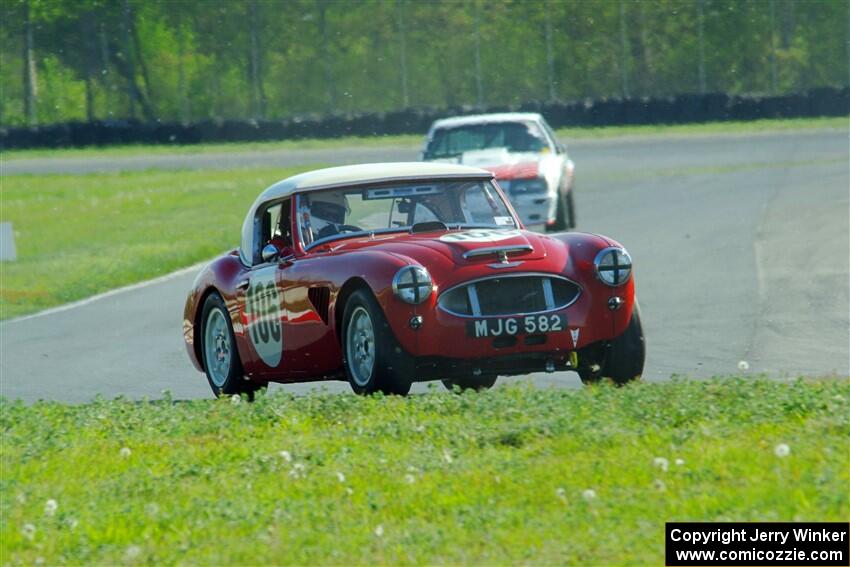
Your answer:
[309,191,350,240]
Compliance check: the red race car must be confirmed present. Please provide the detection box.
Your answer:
[183,162,644,397]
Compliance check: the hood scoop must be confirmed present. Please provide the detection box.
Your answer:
[463,244,534,263]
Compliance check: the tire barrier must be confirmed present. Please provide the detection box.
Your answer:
[2,87,847,150]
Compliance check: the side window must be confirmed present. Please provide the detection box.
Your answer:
[539,120,560,152]
[261,203,282,244]
[256,199,292,263]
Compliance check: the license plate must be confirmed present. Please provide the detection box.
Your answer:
[466,314,567,338]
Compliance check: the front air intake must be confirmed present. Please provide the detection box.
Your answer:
[438,274,581,317]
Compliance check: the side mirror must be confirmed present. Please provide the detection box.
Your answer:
[261,243,279,263]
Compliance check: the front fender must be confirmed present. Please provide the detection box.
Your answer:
[182,252,246,372]
[549,232,636,338]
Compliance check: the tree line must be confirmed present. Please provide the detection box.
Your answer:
[1,0,848,127]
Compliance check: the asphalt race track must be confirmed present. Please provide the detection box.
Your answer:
[2,128,848,403]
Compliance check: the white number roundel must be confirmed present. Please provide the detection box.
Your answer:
[439,229,521,243]
[245,271,282,367]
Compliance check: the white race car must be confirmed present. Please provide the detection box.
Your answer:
[421,113,575,232]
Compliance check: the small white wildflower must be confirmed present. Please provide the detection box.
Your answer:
[34,557,44,566]
[230,394,241,405]
[415,425,425,433]
[374,524,384,537]
[774,443,790,458]
[15,493,25,504]
[675,458,685,466]
[125,545,142,560]
[555,487,567,502]
[442,449,453,464]
[21,523,35,541]
[582,489,597,501]
[336,471,346,483]
[738,360,750,371]
[406,465,417,473]
[345,487,354,496]
[44,499,58,517]
[654,479,666,492]
[404,474,416,484]
[66,517,78,529]
[279,450,292,462]
[653,457,669,472]
[119,447,132,458]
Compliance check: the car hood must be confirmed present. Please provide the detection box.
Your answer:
[431,148,543,179]
[323,228,549,265]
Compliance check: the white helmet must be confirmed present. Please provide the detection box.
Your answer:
[310,191,349,239]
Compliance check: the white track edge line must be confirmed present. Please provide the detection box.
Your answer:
[2,260,210,325]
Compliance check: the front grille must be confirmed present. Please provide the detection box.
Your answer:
[438,274,581,317]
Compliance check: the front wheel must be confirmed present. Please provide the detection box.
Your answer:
[565,189,576,229]
[548,187,568,233]
[342,288,412,395]
[200,293,266,400]
[578,304,645,385]
[442,374,497,392]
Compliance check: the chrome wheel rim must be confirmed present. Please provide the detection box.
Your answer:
[204,307,231,387]
[346,306,375,387]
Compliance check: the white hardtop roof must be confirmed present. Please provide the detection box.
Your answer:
[257,162,493,202]
[430,112,544,130]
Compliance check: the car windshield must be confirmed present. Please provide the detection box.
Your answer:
[425,121,548,159]
[297,179,516,248]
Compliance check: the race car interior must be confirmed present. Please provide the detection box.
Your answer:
[296,180,516,248]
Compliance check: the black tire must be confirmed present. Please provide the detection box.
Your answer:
[442,374,498,392]
[342,288,412,395]
[577,303,645,385]
[565,189,576,229]
[547,186,568,233]
[200,293,266,400]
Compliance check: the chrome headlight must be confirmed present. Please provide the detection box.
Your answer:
[509,177,548,195]
[594,247,632,286]
[392,266,433,304]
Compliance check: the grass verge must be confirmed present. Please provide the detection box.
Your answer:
[0,165,320,319]
[2,116,845,161]
[1,378,847,564]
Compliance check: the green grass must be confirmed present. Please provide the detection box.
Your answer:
[2,116,845,160]
[0,165,321,319]
[1,378,847,565]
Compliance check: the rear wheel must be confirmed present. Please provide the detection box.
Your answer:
[200,293,266,400]
[578,304,645,385]
[342,288,412,395]
[442,374,497,392]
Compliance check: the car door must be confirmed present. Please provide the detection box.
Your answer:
[237,264,288,378]
[235,200,292,379]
